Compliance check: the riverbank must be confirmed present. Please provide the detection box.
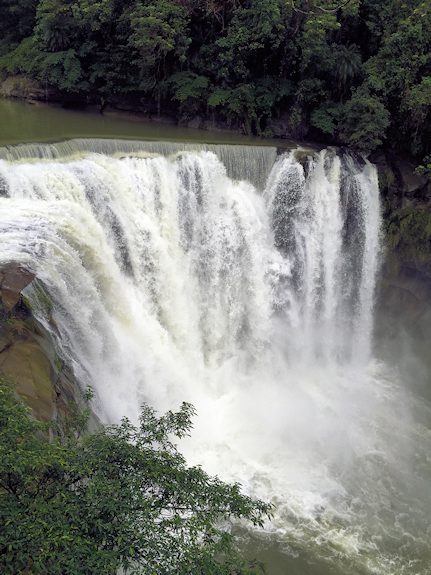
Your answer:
[0,74,272,137]
[0,78,304,148]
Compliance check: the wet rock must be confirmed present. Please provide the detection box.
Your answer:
[0,340,54,421]
[375,153,431,382]
[0,264,92,426]
[0,264,35,311]
[184,116,203,129]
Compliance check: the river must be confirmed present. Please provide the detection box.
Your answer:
[0,97,291,147]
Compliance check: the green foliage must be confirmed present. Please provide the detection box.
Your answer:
[331,44,362,93]
[386,206,431,262]
[338,91,390,153]
[0,36,84,92]
[0,0,37,54]
[169,72,209,104]
[407,76,431,109]
[0,378,271,575]
[416,154,431,177]
[128,2,189,63]
[311,107,337,135]
[0,0,429,156]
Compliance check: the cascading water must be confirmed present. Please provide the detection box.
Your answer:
[0,143,430,574]
[265,151,380,366]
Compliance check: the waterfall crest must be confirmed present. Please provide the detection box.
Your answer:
[0,142,429,574]
[0,138,278,190]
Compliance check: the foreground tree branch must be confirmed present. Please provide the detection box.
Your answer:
[0,379,271,575]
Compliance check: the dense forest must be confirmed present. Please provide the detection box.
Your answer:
[0,0,430,162]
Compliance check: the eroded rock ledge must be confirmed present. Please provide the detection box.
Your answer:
[374,153,431,377]
[0,263,81,422]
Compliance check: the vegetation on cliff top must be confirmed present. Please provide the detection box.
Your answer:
[0,380,270,574]
[0,0,430,160]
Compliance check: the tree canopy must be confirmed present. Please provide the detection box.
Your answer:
[0,0,430,159]
[0,379,270,575]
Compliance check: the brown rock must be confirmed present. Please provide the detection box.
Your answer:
[0,264,35,310]
[0,339,54,421]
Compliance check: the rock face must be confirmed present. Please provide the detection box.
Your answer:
[0,265,35,310]
[0,76,52,102]
[0,264,82,422]
[374,152,431,380]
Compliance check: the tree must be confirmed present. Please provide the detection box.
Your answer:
[0,0,429,158]
[360,0,431,156]
[332,43,362,96]
[338,90,390,153]
[126,0,191,111]
[0,0,37,53]
[168,71,210,119]
[0,379,270,575]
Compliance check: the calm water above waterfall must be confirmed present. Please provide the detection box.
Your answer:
[0,97,289,148]
[0,134,430,574]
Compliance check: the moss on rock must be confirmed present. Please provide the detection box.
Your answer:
[386,206,431,247]
[0,263,86,425]
[0,339,54,421]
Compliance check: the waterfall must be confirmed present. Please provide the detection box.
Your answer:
[0,143,429,574]
[0,138,278,191]
[265,151,381,366]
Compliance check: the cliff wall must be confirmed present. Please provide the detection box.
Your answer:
[0,264,83,422]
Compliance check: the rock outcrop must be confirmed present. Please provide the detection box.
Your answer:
[374,152,431,379]
[0,264,35,310]
[0,76,52,102]
[0,264,82,421]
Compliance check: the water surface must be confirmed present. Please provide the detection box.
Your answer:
[0,97,290,147]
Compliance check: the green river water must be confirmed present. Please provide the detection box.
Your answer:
[0,97,287,148]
